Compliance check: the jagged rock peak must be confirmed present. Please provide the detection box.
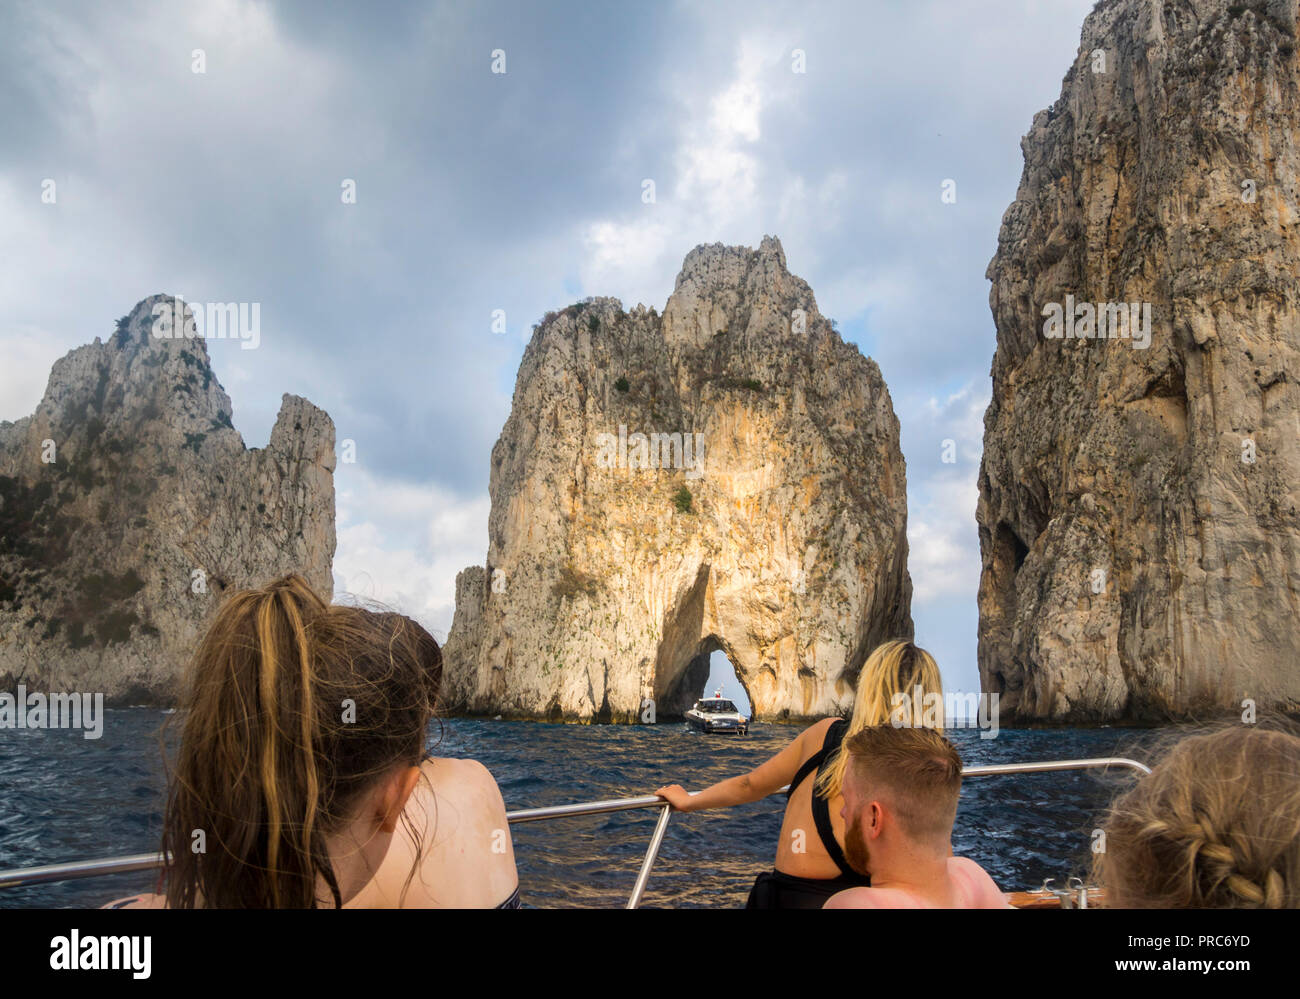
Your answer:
[672,235,789,291]
[0,296,336,704]
[662,236,822,352]
[444,239,912,724]
[977,0,1300,722]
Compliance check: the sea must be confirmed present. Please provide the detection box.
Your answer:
[0,711,1162,909]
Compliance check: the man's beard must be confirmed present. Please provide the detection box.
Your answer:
[843,812,871,877]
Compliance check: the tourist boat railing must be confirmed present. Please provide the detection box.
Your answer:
[0,756,1152,908]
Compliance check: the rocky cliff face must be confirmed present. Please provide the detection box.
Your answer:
[444,237,912,723]
[978,0,1300,721]
[0,294,336,703]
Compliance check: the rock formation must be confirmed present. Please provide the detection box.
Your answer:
[0,295,336,703]
[444,237,912,723]
[978,0,1300,721]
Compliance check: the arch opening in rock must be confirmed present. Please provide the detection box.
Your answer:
[653,633,753,721]
[702,648,752,719]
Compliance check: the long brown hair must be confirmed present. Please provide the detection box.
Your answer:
[1093,721,1300,908]
[160,574,441,908]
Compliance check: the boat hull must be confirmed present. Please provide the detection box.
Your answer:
[685,714,748,735]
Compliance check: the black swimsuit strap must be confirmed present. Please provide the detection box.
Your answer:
[787,716,849,798]
[787,748,826,799]
[496,885,521,909]
[809,719,857,878]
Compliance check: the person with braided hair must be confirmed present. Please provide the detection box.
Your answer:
[1093,723,1300,908]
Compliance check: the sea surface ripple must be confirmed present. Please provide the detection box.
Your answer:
[0,711,1160,908]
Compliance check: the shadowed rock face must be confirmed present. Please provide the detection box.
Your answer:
[978,0,1300,722]
[0,295,336,703]
[444,237,912,723]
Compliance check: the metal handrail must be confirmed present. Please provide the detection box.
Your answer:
[961,756,1151,778]
[0,756,1151,904]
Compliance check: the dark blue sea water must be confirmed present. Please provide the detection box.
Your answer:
[0,711,1161,908]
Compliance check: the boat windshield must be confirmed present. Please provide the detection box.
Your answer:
[696,699,737,713]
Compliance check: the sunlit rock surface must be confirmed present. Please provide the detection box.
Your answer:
[444,238,912,723]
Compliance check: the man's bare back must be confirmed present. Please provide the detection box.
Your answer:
[824,857,1012,909]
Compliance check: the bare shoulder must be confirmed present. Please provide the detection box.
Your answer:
[421,757,507,808]
[949,857,1013,908]
[949,855,998,887]
[424,755,494,782]
[823,886,877,909]
[825,886,917,909]
[803,716,838,746]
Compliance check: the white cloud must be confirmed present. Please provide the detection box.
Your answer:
[908,472,981,603]
[334,466,490,640]
[904,380,990,604]
[923,382,988,458]
[577,33,787,306]
[0,325,68,423]
[579,218,678,308]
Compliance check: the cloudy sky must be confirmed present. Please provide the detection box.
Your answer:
[0,0,1098,701]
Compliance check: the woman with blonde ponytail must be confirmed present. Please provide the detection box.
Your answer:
[103,574,519,909]
[655,639,944,908]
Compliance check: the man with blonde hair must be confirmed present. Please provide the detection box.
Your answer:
[825,725,1010,909]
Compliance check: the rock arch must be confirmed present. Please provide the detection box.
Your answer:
[443,238,912,723]
[654,634,754,720]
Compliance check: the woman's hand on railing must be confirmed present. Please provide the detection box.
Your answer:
[654,785,694,812]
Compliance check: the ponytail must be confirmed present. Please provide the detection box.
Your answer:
[161,575,439,908]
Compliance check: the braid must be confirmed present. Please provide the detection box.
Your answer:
[1189,810,1291,908]
[1263,869,1286,909]
[1094,723,1300,909]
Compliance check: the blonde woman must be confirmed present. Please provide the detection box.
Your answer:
[655,639,945,909]
[1093,722,1300,908]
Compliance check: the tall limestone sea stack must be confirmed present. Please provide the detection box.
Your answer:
[444,237,912,722]
[0,295,336,703]
[978,0,1300,721]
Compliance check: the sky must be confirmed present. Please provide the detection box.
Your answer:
[0,0,1100,704]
